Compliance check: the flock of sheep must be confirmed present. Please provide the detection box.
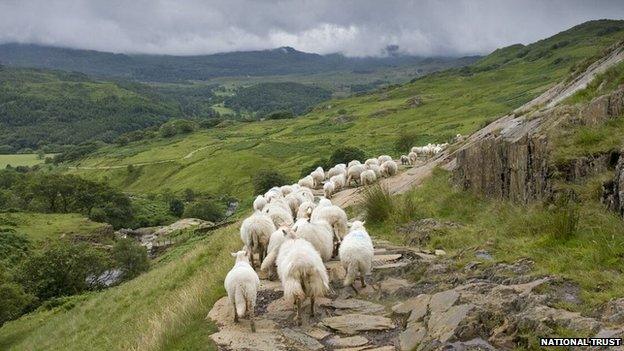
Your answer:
[222,140,455,331]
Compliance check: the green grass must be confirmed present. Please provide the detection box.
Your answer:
[66,21,624,203]
[0,222,241,351]
[0,213,108,243]
[0,154,54,168]
[367,168,624,312]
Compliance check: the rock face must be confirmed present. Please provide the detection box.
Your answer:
[453,130,552,203]
[602,155,624,217]
[580,86,624,125]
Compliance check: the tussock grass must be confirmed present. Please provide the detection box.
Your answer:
[361,184,394,223]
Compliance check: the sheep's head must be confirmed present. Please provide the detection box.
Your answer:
[231,250,250,264]
[349,220,366,231]
[280,226,297,240]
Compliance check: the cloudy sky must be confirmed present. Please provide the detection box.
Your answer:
[0,0,623,57]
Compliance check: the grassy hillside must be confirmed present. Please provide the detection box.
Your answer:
[0,213,107,243]
[0,223,239,351]
[0,154,54,168]
[68,20,624,201]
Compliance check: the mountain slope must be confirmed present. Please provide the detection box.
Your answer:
[0,43,477,82]
[68,20,624,199]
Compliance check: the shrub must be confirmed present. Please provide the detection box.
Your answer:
[112,238,149,280]
[328,146,366,166]
[394,131,418,152]
[548,193,579,241]
[89,208,107,223]
[16,242,111,300]
[252,170,290,195]
[0,267,35,326]
[183,200,225,222]
[300,158,330,178]
[169,198,185,217]
[266,110,294,120]
[362,184,394,223]
[0,231,30,265]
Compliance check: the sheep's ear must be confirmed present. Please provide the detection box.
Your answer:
[361,221,366,225]
[230,252,237,257]
[281,228,287,235]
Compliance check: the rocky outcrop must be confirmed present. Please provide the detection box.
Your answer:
[602,155,624,217]
[580,85,624,125]
[453,131,552,203]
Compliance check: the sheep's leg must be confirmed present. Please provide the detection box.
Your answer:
[248,300,256,332]
[360,275,366,288]
[294,297,302,326]
[309,296,315,318]
[232,301,239,323]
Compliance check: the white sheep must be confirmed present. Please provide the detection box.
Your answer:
[323,181,335,199]
[339,221,373,292]
[360,169,377,186]
[280,185,293,197]
[261,227,289,280]
[326,165,347,179]
[311,202,348,256]
[298,175,314,189]
[378,155,392,164]
[400,155,410,165]
[408,151,418,164]
[330,173,346,190]
[224,250,260,332]
[296,187,315,202]
[367,163,382,178]
[380,160,398,177]
[365,158,379,166]
[263,202,294,228]
[310,167,325,188]
[276,232,329,325]
[240,212,276,269]
[253,195,267,212]
[317,197,333,208]
[347,160,361,168]
[296,200,316,220]
[294,219,334,262]
[264,187,282,201]
[346,164,366,187]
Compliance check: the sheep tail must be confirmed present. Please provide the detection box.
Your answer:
[234,286,247,317]
[283,277,305,302]
[343,260,358,287]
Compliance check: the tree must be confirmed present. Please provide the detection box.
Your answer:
[0,268,35,326]
[169,198,185,217]
[112,238,149,280]
[252,170,290,195]
[183,200,224,222]
[16,241,111,300]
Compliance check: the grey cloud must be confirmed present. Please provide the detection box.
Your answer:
[0,0,622,56]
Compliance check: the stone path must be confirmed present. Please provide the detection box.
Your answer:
[207,239,624,350]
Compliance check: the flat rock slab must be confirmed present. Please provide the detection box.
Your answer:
[399,322,426,351]
[373,254,403,263]
[322,314,396,334]
[428,304,475,343]
[379,278,412,294]
[373,261,410,270]
[282,328,324,350]
[305,327,331,340]
[429,289,459,313]
[328,298,387,315]
[326,335,369,347]
[393,294,430,323]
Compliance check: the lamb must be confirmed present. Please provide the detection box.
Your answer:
[263,202,294,228]
[400,155,410,165]
[330,173,346,190]
[338,221,373,292]
[364,158,379,166]
[298,175,314,189]
[261,227,289,280]
[360,169,377,186]
[323,181,335,199]
[310,167,325,188]
[378,155,392,164]
[346,164,366,187]
[296,200,316,220]
[253,195,267,212]
[276,231,329,325]
[294,219,334,262]
[240,212,276,269]
[380,160,398,177]
[347,160,361,168]
[311,202,348,255]
[224,250,260,332]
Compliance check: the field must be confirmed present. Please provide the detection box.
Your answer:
[0,154,54,168]
[0,212,108,243]
[68,21,624,202]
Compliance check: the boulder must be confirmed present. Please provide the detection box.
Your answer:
[282,328,324,350]
[399,322,426,351]
[326,335,369,348]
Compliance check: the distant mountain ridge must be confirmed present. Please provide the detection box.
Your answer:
[0,43,478,82]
